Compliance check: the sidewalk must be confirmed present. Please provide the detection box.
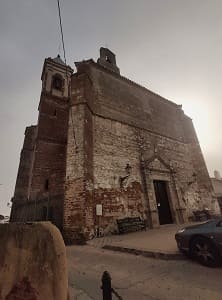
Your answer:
[88,223,191,260]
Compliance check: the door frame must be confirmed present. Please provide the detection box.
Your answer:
[141,155,186,228]
[153,179,173,225]
[150,174,176,226]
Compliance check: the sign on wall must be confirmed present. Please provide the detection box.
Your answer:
[96,204,103,216]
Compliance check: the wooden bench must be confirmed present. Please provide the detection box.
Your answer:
[116,217,146,234]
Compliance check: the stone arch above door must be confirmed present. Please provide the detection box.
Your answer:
[144,155,173,174]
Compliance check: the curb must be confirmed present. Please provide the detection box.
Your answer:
[102,245,185,260]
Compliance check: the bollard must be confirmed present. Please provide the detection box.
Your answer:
[101,271,112,300]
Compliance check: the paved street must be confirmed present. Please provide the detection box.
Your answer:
[67,244,222,300]
[88,224,187,254]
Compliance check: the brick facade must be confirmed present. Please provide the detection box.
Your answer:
[11,48,220,243]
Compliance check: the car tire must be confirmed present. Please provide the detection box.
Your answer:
[190,236,221,267]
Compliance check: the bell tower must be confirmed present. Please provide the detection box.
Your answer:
[97,47,120,74]
[26,56,73,229]
[41,54,73,98]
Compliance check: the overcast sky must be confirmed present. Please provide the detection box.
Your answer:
[1,0,222,216]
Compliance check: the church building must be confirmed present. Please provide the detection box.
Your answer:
[10,48,220,243]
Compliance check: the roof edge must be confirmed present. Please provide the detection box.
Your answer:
[74,59,181,109]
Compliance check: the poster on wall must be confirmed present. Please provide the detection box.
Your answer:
[96,204,103,216]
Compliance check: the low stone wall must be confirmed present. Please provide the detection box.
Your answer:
[0,222,68,300]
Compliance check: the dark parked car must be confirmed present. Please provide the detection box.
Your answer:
[175,219,222,267]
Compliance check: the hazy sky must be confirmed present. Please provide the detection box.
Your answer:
[1,0,222,216]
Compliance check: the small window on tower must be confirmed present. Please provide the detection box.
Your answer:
[42,206,47,220]
[44,179,49,191]
[52,75,63,90]
[105,55,111,63]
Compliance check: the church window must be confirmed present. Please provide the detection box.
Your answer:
[52,75,63,90]
[44,179,49,191]
[105,55,111,63]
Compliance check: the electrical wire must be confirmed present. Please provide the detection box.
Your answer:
[56,0,78,151]
[57,0,67,65]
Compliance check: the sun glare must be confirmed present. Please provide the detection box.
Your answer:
[182,101,215,154]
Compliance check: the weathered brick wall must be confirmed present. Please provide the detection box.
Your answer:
[92,115,191,228]
[63,103,86,242]
[92,113,219,229]
[13,126,36,202]
[37,93,68,144]
[25,97,68,227]
[63,73,95,242]
[183,116,221,214]
[63,59,218,241]
[93,116,144,225]
[11,126,37,222]
[29,95,69,200]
